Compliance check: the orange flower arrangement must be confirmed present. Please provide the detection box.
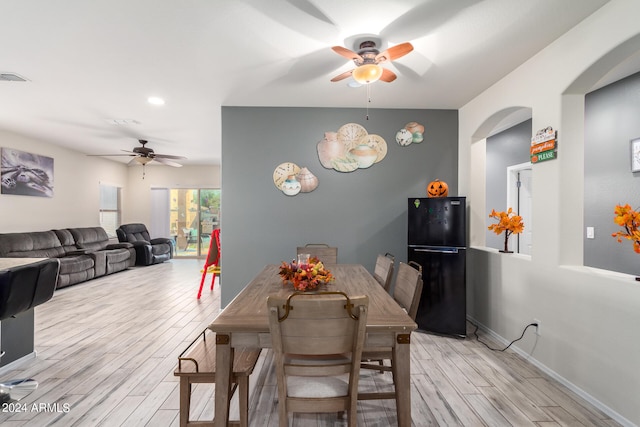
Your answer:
[488,208,524,253]
[611,203,640,253]
[279,256,334,291]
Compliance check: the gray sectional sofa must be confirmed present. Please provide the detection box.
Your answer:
[0,227,136,289]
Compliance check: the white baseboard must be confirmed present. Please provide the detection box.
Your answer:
[467,316,636,427]
[0,351,37,377]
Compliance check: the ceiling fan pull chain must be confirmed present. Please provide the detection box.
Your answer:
[365,83,372,120]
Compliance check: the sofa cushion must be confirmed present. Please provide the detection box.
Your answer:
[104,249,134,274]
[68,227,110,251]
[116,223,152,243]
[58,255,94,275]
[105,249,133,265]
[0,231,66,258]
[53,229,82,255]
[57,268,95,289]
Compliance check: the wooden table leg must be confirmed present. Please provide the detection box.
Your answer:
[393,333,412,427]
[214,333,233,427]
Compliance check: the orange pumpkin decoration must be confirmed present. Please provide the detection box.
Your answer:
[427,179,449,198]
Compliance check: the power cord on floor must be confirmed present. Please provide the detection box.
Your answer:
[467,320,538,352]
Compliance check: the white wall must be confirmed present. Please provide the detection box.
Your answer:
[0,129,220,235]
[0,129,127,232]
[460,1,640,425]
[124,164,220,227]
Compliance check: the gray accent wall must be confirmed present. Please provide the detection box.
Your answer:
[485,119,532,250]
[220,106,458,306]
[584,71,640,275]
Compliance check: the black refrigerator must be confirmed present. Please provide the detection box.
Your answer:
[408,197,467,337]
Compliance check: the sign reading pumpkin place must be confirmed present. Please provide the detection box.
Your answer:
[530,126,557,164]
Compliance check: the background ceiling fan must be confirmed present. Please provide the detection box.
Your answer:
[330,39,414,84]
[90,139,186,167]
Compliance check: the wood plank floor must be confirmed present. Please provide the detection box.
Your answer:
[0,259,621,426]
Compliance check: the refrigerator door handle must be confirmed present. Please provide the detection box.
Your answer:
[414,247,459,254]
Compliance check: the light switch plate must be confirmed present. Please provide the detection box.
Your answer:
[586,227,595,239]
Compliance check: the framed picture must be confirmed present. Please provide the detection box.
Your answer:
[631,138,640,173]
[1,148,54,197]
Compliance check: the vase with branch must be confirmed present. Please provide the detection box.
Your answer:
[611,203,640,280]
[488,208,524,253]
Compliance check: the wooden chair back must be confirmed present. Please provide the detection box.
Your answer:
[392,261,423,321]
[267,292,368,426]
[297,243,337,264]
[373,252,395,293]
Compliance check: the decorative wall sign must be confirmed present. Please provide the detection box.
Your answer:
[530,126,557,164]
[630,137,640,172]
[395,121,425,146]
[316,123,387,173]
[1,148,54,197]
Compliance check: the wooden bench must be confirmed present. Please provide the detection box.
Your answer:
[174,329,261,427]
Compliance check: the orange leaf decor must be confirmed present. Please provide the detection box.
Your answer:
[488,208,524,253]
[612,203,640,254]
[279,256,334,291]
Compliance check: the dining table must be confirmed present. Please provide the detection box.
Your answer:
[208,263,417,427]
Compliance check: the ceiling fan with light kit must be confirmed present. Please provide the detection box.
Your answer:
[89,139,186,178]
[330,36,414,85]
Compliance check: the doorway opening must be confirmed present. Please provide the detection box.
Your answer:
[170,189,221,258]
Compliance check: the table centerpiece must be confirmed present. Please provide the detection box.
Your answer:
[278,256,334,291]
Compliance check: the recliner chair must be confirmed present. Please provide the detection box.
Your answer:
[116,223,173,266]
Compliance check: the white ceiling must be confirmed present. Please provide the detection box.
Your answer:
[0,0,614,166]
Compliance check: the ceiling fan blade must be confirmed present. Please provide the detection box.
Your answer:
[330,69,354,82]
[331,46,362,62]
[87,153,135,157]
[379,68,397,83]
[154,157,183,167]
[153,154,187,160]
[375,42,414,63]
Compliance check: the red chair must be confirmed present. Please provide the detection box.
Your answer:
[197,228,221,299]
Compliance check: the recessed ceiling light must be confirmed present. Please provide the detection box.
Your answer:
[147,96,165,106]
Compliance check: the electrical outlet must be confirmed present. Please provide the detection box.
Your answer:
[533,318,541,336]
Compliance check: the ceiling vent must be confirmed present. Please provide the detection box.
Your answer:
[0,73,28,82]
[105,119,141,125]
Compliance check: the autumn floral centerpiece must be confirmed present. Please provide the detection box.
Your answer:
[279,256,334,291]
[488,208,524,253]
[612,203,640,253]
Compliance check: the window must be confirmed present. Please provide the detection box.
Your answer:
[100,184,121,238]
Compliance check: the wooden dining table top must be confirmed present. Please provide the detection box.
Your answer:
[209,263,417,334]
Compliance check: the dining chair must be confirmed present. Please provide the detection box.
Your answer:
[359,261,422,400]
[296,243,338,264]
[174,328,261,427]
[197,228,220,299]
[267,291,368,427]
[373,252,395,293]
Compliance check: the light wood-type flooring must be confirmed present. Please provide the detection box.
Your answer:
[0,259,621,426]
